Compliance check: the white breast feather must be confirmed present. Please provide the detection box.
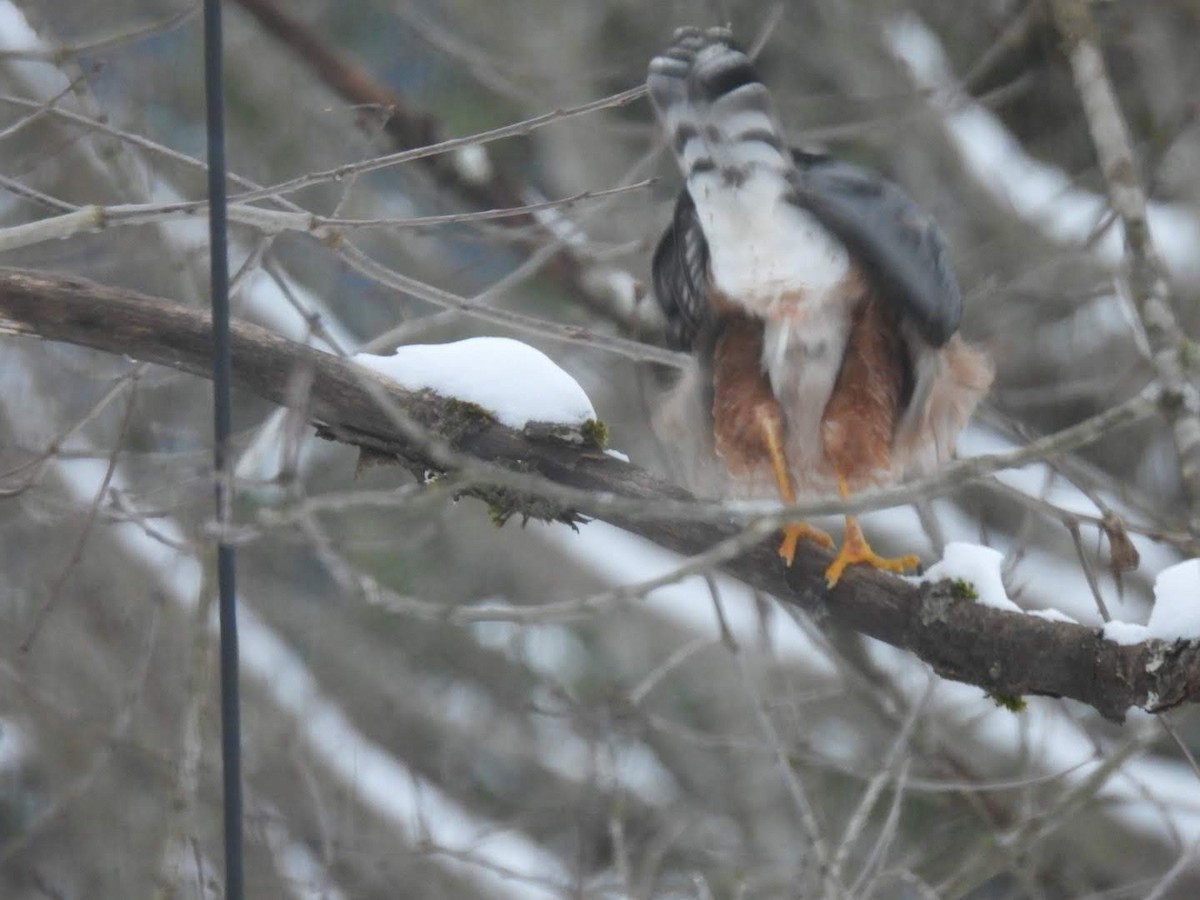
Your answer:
[690,167,851,311]
[764,302,854,482]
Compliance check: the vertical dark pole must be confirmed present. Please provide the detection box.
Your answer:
[202,1,244,897]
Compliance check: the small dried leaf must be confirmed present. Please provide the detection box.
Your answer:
[1103,512,1141,573]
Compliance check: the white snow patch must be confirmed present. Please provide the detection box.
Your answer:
[260,804,348,900]
[453,144,493,185]
[910,542,1020,612]
[604,448,630,463]
[1028,608,1078,624]
[354,338,595,429]
[0,718,27,772]
[522,624,589,682]
[953,422,1179,624]
[160,840,222,900]
[1103,620,1152,646]
[0,1,42,52]
[1148,559,1200,640]
[591,268,640,314]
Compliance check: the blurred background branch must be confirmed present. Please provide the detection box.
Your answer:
[1048,0,1200,532]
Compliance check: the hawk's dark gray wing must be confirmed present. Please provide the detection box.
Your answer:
[788,151,963,348]
[651,188,712,352]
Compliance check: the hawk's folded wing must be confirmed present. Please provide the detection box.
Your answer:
[651,188,711,352]
[789,152,963,348]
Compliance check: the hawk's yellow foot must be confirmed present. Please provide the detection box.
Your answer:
[756,410,833,566]
[825,515,919,587]
[778,521,835,566]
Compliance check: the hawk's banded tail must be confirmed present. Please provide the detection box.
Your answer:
[647,27,792,186]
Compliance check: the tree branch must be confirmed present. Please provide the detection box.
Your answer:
[0,266,1195,723]
[1048,0,1200,529]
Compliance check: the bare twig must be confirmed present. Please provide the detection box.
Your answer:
[0,179,655,247]
[627,637,718,706]
[20,370,140,650]
[225,85,648,207]
[1144,839,1200,900]
[0,366,142,498]
[829,681,932,884]
[728,643,841,896]
[849,758,911,897]
[0,604,162,863]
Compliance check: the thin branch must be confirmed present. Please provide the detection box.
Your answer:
[1144,839,1200,900]
[0,69,90,141]
[0,603,162,863]
[730,641,841,896]
[939,727,1159,895]
[0,179,655,246]
[0,365,142,497]
[849,758,910,898]
[829,681,931,884]
[224,85,647,208]
[333,240,687,369]
[21,371,140,649]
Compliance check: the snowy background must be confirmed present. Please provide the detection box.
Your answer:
[3,0,1200,897]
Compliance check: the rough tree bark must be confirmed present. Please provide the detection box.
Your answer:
[0,266,1195,722]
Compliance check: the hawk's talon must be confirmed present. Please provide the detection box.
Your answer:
[778,521,835,566]
[824,516,918,587]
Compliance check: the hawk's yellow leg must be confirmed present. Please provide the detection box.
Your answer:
[758,413,834,564]
[825,475,919,586]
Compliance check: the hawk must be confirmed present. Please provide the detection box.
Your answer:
[647,27,993,585]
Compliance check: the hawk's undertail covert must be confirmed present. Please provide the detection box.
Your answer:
[647,26,993,585]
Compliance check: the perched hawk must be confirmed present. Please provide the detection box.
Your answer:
[648,27,992,585]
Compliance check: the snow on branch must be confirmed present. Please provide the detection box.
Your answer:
[354,338,596,430]
[2,265,1200,723]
